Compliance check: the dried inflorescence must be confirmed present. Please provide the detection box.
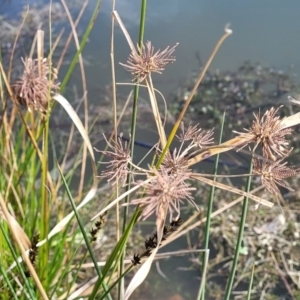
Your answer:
[139,123,213,219]
[253,154,300,195]
[96,134,131,187]
[234,106,292,161]
[120,41,178,82]
[162,149,189,176]
[178,123,214,149]
[131,218,182,266]
[90,211,108,243]
[25,233,39,277]
[131,167,195,221]
[12,57,59,113]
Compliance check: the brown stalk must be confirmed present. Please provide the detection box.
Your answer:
[61,0,89,201]
[191,174,273,207]
[158,26,232,165]
[56,0,89,72]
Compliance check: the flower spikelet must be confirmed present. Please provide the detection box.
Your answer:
[12,57,59,113]
[96,134,131,186]
[253,154,300,195]
[178,123,214,149]
[120,41,178,82]
[234,106,292,160]
[161,149,189,176]
[131,167,195,221]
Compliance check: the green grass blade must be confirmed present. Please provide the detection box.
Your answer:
[56,161,111,300]
[198,112,226,300]
[0,222,36,299]
[0,264,19,300]
[246,265,255,300]
[90,208,141,299]
[224,160,253,299]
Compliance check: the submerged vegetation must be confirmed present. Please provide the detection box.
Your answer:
[0,1,300,300]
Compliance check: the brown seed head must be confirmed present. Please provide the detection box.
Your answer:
[162,149,189,176]
[131,167,195,221]
[120,41,178,83]
[12,57,59,113]
[96,134,131,186]
[178,123,214,148]
[234,106,292,160]
[253,154,300,195]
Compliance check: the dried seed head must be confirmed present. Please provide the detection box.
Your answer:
[178,123,214,148]
[96,134,131,186]
[120,41,178,83]
[12,57,59,113]
[253,154,300,195]
[161,149,189,175]
[131,253,142,266]
[131,167,195,221]
[234,106,292,160]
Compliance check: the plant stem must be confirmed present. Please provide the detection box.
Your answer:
[120,0,147,297]
[198,113,226,300]
[224,161,253,299]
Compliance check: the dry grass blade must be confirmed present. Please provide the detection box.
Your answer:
[191,174,273,207]
[61,0,89,200]
[124,247,159,300]
[0,207,31,249]
[146,77,167,147]
[113,10,136,53]
[36,94,98,246]
[187,136,251,166]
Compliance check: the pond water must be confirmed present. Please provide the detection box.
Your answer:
[2,0,300,299]
[83,0,300,100]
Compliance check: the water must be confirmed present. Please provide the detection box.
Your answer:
[69,0,300,101]
[2,0,300,299]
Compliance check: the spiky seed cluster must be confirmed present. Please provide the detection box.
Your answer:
[178,123,214,148]
[234,106,292,160]
[90,211,107,243]
[120,41,178,82]
[131,167,195,221]
[96,134,131,186]
[253,155,300,195]
[162,149,189,175]
[12,57,59,113]
[131,218,182,266]
[25,233,39,277]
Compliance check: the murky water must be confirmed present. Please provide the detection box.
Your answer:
[2,0,300,299]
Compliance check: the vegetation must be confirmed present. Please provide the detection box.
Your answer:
[0,1,300,299]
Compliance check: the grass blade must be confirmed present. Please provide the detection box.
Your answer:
[224,160,253,299]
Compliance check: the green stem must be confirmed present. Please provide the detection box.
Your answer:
[119,0,147,297]
[40,116,49,287]
[198,113,226,300]
[224,160,253,299]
